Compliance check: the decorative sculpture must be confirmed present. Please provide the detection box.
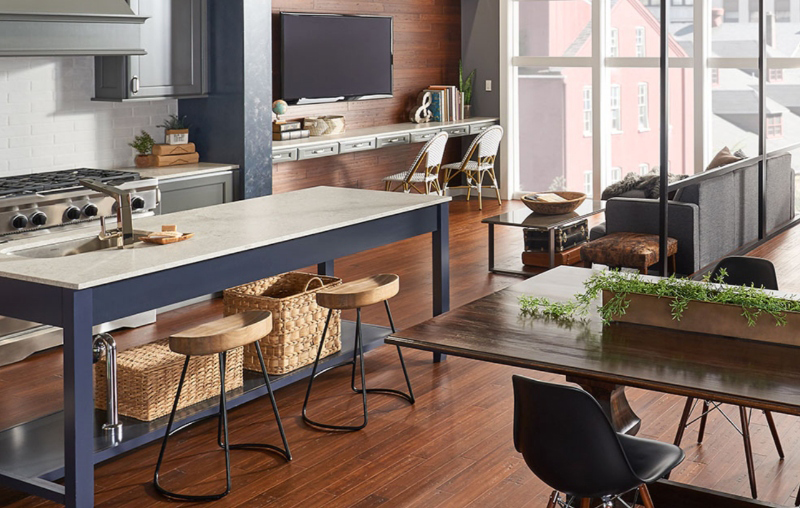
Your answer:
[410,91,433,124]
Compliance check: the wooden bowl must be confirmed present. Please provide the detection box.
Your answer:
[521,191,587,215]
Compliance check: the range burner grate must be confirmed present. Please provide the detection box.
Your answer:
[0,169,139,198]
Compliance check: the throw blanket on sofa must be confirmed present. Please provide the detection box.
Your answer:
[601,171,688,201]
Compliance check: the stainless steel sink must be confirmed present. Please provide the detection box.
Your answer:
[5,231,150,258]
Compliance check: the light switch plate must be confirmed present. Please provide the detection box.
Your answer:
[485,80,493,92]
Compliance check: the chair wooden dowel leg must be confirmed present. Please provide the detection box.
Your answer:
[697,400,710,444]
[639,485,655,508]
[740,406,758,499]
[764,410,785,459]
[580,498,590,508]
[546,490,559,508]
[674,397,694,446]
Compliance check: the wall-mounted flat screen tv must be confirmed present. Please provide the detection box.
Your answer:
[280,12,393,105]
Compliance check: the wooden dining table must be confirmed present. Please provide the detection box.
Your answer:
[387,266,800,508]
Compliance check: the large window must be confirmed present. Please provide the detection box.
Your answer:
[638,83,649,131]
[507,0,799,215]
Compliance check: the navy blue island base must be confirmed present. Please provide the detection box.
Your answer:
[0,197,450,507]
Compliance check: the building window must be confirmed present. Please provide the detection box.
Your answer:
[611,84,621,132]
[767,113,783,139]
[584,171,593,196]
[639,163,650,175]
[609,28,619,57]
[638,83,649,131]
[635,27,646,57]
[723,0,738,21]
[610,167,622,184]
[776,0,791,21]
[711,68,720,85]
[769,69,784,83]
[582,86,592,136]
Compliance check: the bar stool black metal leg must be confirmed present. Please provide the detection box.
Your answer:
[154,354,232,501]
[303,308,368,431]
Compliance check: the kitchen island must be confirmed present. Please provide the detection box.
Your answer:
[0,186,450,508]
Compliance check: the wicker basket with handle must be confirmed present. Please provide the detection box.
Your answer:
[94,339,244,422]
[223,272,342,374]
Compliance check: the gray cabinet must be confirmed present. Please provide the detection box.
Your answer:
[95,0,207,101]
[158,172,235,215]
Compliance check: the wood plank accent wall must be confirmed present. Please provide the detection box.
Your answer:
[271,0,462,194]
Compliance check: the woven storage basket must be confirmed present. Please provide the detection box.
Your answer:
[94,338,243,422]
[223,272,342,375]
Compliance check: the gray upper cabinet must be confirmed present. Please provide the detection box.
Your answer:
[94,0,207,101]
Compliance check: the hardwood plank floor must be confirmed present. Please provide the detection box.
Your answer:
[2,198,800,507]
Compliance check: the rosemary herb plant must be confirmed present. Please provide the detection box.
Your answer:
[519,269,800,327]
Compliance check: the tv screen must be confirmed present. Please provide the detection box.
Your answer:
[280,13,393,105]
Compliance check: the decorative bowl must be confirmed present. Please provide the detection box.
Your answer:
[521,191,587,215]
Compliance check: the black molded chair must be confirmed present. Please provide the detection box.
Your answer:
[513,375,683,507]
[673,255,783,500]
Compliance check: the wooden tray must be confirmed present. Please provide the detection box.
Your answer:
[141,233,194,245]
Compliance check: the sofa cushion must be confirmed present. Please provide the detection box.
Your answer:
[706,146,742,171]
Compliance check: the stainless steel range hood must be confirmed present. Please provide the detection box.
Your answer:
[0,0,148,57]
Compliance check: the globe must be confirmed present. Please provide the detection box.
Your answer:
[272,100,288,116]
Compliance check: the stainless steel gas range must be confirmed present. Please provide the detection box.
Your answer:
[0,168,159,366]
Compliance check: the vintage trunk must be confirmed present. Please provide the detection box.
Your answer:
[603,290,800,347]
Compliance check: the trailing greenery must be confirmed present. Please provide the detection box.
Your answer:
[458,60,476,105]
[519,269,800,327]
[157,114,190,130]
[128,130,155,155]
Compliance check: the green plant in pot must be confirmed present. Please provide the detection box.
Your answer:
[128,130,155,168]
[157,114,191,145]
[520,269,800,347]
[459,60,476,118]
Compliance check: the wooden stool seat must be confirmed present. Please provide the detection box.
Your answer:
[316,274,399,310]
[169,311,272,357]
[581,232,678,274]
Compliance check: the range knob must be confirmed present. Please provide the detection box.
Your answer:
[10,214,28,230]
[64,206,81,221]
[29,211,47,227]
[83,203,98,217]
[131,195,146,210]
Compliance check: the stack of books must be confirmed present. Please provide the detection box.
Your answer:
[273,120,310,141]
[425,85,464,123]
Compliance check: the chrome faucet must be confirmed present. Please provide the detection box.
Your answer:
[79,179,136,248]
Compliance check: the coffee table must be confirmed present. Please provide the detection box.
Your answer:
[483,200,604,276]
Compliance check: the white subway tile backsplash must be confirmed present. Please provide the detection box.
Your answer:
[0,56,178,176]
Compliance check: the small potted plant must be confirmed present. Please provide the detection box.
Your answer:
[459,60,476,118]
[157,114,190,145]
[128,130,155,168]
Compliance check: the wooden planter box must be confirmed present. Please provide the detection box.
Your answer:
[602,290,800,347]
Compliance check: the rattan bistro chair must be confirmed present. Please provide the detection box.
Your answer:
[513,375,684,508]
[673,256,784,500]
[383,131,449,195]
[442,125,504,209]
[153,311,291,502]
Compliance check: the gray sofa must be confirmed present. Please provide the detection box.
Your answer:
[590,153,796,275]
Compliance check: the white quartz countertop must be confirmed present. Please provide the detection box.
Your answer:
[121,162,239,180]
[0,187,450,290]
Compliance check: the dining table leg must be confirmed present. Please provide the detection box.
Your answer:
[567,376,641,435]
[433,202,450,363]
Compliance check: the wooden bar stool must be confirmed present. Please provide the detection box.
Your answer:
[302,274,414,432]
[153,311,291,502]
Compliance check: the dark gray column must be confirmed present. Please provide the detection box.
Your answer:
[180,0,273,199]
